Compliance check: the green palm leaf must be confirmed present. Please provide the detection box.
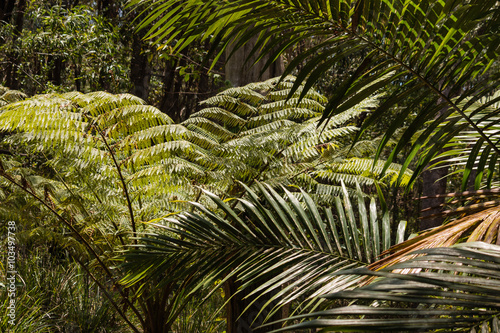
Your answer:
[368,204,500,273]
[121,181,405,321]
[424,93,500,190]
[131,0,500,185]
[271,242,500,332]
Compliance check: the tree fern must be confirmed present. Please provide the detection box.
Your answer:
[0,77,409,330]
[0,76,409,246]
[0,86,26,106]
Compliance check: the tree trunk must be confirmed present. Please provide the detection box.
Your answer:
[48,56,64,87]
[74,60,82,91]
[224,34,285,333]
[0,0,17,23]
[419,167,448,231]
[419,87,455,231]
[159,55,189,122]
[130,33,151,101]
[224,278,284,333]
[97,0,116,20]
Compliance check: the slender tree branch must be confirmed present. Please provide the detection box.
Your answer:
[73,256,141,333]
[0,169,145,328]
[41,152,127,246]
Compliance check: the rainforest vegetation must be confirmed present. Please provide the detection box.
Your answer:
[1,0,500,332]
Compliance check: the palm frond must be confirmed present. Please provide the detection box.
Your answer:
[271,242,500,332]
[369,205,500,272]
[425,93,500,191]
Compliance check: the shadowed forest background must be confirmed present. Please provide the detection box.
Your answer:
[1,0,500,332]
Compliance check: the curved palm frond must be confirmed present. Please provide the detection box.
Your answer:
[121,181,406,321]
[424,92,500,191]
[131,0,500,185]
[186,76,411,200]
[271,242,500,332]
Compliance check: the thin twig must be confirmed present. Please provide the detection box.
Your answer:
[74,256,141,333]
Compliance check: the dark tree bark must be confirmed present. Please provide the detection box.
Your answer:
[159,58,178,121]
[97,0,116,20]
[98,68,111,92]
[74,61,82,91]
[12,0,25,44]
[48,56,64,87]
[224,278,285,333]
[159,55,188,122]
[419,86,456,231]
[130,33,151,101]
[225,35,285,87]
[419,166,448,231]
[0,0,17,23]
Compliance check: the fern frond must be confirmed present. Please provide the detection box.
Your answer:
[240,119,297,136]
[181,117,237,141]
[216,86,265,104]
[128,141,199,166]
[199,95,258,117]
[121,124,189,149]
[312,158,413,187]
[189,107,247,127]
[246,108,318,127]
[259,98,324,114]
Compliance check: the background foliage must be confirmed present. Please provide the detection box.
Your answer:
[1,0,500,332]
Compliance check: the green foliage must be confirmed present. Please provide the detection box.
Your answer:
[0,77,408,330]
[0,86,26,106]
[426,93,500,191]
[0,4,130,95]
[0,291,52,333]
[272,242,500,332]
[0,245,125,333]
[121,181,406,321]
[0,0,498,331]
[0,77,409,220]
[184,76,412,203]
[131,0,500,187]
[171,290,226,333]
[128,1,500,331]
